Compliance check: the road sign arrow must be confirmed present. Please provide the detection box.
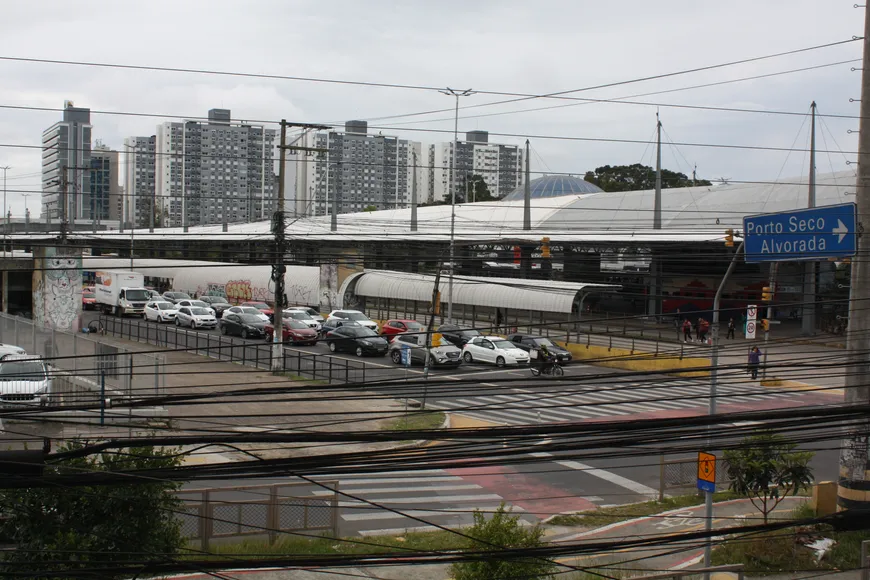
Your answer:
[833,219,849,243]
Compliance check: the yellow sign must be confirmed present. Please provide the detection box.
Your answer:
[698,451,716,483]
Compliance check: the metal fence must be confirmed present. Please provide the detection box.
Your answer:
[177,483,339,550]
[659,455,732,500]
[99,315,369,384]
[0,312,165,407]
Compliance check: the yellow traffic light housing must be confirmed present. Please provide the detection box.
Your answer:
[761,319,770,332]
[761,286,772,302]
[724,228,734,247]
[541,237,551,259]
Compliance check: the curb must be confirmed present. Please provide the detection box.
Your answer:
[759,378,844,396]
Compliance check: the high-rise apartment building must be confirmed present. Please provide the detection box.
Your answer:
[89,143,120,225]
[151,109,277,228]
[427,131,524,203]
[41,101,93,222]
[123,135,157,228]
[300,121,422,216]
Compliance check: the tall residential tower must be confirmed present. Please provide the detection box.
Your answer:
[41,101,93,223]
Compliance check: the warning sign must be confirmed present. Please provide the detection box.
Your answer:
[697,451,716,492]
[747,305,758,321]
[746,320,756,340]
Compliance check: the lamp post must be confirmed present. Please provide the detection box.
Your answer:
[1,166,9,258]
[438,88,473,324]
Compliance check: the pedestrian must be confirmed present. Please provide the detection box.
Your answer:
[697,318,709,343]
[748,346,762,379]
[727,317,736,340]
[682,318,693,343]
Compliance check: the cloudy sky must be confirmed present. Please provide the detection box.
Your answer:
[0,0,862,217]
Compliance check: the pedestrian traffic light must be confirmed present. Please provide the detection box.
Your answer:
[724,228,734,247]
[761,319,770,332]
[541,237,551,259]
[761,286,772,302]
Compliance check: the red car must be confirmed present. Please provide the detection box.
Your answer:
[264,319,318,346]
[381,319,427,340]
[241,301,274,321]
[82,288,96,311]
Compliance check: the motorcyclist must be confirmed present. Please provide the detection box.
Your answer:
[536,343,554,374]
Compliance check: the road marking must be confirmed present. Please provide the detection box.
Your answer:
[341,504,521,522]
[358,519,534,536]
[314,476,462,485]
[340,493,503,507]
[311,484,481,495]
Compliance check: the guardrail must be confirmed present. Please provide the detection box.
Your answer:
[99,316,369,384]
[177,482,339,550]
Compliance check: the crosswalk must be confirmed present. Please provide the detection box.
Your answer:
[427,378,803,425]
[308,469,539,536]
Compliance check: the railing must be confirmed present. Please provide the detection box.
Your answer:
[659,455,732,501]
[176,482,339,550]
[99,315,369,384]
[0,312,165,408]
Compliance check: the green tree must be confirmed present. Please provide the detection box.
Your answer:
[724,432,814,524]
[463,174,498,202]
[584,164,712,192]
[451,504,556,580]
[0,444,185,578]
[363,204,378,212]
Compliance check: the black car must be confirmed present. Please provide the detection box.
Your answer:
[437,323,482,347]
[507,334,573,364]
[162,291,192,304]
[219,313,266,339]
[199,296,232,317]
[325,326,388,357]
[321,317,361,336]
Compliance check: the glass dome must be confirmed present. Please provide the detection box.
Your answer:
[501,175,603,201]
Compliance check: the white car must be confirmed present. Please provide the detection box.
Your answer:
[0,355,52,407]
[144,301,178,323]
[461,336,531,367]
[225,306,270,322]
[0,343,26,358]
[290,306,325,324]
[175,299,216,316]
[175,306,217,329]
[327,309,379,333]
[284,309,322,332]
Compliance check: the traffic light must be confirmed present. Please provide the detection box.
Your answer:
[761,319,770,332]
[541,237,551,259]
[761,286,772,302]
[724,228,734,247]
[433,291,441,315]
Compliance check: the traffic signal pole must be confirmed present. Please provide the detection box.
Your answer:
[761,264,778,379]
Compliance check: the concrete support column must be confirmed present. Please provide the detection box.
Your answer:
[32,247,83,333]
[1,270,7,314]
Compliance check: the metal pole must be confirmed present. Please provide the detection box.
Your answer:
[839,5,870,512]
[1,166,8,258]
[182,123,188,233]
[804,101,818,335]
[654,113,662,230]
[331,160,339,232]
[411,150,418,232]
[100,370,106,426]
[704,241,744,574]
[272,120,287,372]
[761,263,778,378]
[422,263,444,408]
[523,140,531,230]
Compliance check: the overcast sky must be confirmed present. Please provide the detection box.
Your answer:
[0,0,862,217]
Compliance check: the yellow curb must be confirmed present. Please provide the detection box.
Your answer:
[759,378,844,397]
[448,413,502,429]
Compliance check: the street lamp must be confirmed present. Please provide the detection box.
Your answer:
[438,88,474,324]
[1,166,9,258]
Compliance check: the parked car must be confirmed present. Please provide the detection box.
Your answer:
[199,295,232,317]
[219,313,266,339]
[381,319,427,339]
[0,344,26,358]
[461,336,530,367]
[241,301,274,321]
[0,355,52,407]
[289,306,325,324]
[175,306,217,329]
[82,289,97,311]
[264,319,318,345]
[144,301,178,323]
[321,317,361,335]
[176,299,216,316]
[388,333,461,368]
[283,309,322,333]
[225,306,270,322]
[325,325,388,357]
[147,289,162,300]
[437,323,482,347]
[162,291,192,304]
[506,334,573,364]
[327,310,379,333]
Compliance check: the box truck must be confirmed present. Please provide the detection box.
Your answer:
[94,270,150,316]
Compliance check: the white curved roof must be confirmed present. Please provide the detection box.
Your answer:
[351,270,618,314]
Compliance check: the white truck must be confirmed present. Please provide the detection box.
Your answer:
[94,270,151,316]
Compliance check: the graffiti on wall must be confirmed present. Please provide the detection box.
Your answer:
[33,247,82,331]
[319,264,338,312]
[191,280,273,305]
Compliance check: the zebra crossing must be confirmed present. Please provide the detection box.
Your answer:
[426,377,803,425]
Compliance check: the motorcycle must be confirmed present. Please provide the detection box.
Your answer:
[530,356,564,377]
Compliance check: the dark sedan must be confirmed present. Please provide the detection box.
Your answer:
[507,334,573,364]
[162,291,192,304]
[325,326,388,357]
[219,313,266,339]
[437,323,482,347]
[199,296,232,317]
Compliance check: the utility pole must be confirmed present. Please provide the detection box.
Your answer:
[411,150,418,232]
[331,160,340,232]
[1,166,9,258]
[439,88,473,324]
[60,166,68,244]
[803,102,818,335]
[272,120,330,372]
[523,140,531,231]
[838,6,870,512]
[649,114,663,320]
[422,262,444,390]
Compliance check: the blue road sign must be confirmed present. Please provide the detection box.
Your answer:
[743,203,857,263]
[697,478,716,493]
[401,344,411,367]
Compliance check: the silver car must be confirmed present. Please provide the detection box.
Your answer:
[388,333,462,368]
[175,307,217,329]
[0,355,52,406]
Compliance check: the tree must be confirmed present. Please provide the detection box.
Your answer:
[451,504,556,580]
[463,174,498,203]
[724,432,814,524]
[363,205,378,212]
[0,444,185,578]
[584,164,712,192]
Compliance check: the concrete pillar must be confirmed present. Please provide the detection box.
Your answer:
[32,247,83,332]
[1,270,7,314]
